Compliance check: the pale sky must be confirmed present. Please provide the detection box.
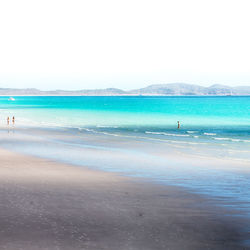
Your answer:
[0,0,250,90]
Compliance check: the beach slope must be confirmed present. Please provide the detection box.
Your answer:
[0,148,248,250]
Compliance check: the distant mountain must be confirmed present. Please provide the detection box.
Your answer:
[0,83,250,96]
[0,87,126,96]
[130,83,250,95]
[129,83,206,95]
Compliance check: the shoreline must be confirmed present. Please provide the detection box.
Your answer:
[2,125,250,164]
[1,94,250,97]
[1,125,250,214]
[0,147,249,249]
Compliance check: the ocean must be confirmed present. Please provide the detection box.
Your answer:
[0,96,250,215]
[1,96,250,157]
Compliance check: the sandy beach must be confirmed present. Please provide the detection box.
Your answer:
[0,148,249,250]
[1,0,250,247]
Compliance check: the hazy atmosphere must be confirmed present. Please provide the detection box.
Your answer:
[0,0,250,90]
[0,1,250,249]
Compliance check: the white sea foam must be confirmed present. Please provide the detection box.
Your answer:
[100,132,120,137]
[145,131,189,137]
[213,137,231,141]
[168,140,206,145]
[96,125,119,128]
[204,133,216,136]
[213,137,250,143]
[187,131,197,134]
[79,128,97,133]
[78,127,121,137]
[168,134,190,137]
[145,131,164,135]
[243,140,250,143]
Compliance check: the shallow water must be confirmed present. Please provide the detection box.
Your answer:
[0,126,249,219]
[0,96,250,217]
[1,96,250,160]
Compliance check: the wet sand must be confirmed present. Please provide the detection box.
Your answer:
[0,148,249,250]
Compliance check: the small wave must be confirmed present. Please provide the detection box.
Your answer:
[145,131,189,137]
[100,132,120,137]
[213,137,250,143]
[169,140,206,145]
[213,137,231,141]
[170,134,190,137]
[242,140,250,143]
[96,125,119,128]
[78,127,120,137]
[78,128,97,133]
[230,139,250,143]
[187,131,197,134]
[145,131,164,135]
[188,142,206,145]
[204,133,216,136]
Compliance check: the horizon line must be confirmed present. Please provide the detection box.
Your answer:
[1,82,250,92]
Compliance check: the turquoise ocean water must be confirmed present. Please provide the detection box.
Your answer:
[1,96,250,127]
[1,96,250,217]
[1,96,250,150]
[1,96,250,161]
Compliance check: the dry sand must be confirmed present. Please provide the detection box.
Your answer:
[0,148,249,250]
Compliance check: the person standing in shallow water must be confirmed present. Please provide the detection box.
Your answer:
[12,116,15,125]
[177,121,180,129]
[7,117,10,125]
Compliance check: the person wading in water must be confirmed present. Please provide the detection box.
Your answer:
[177,121,180,129]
